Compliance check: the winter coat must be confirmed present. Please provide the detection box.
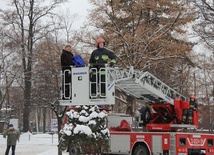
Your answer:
[4,127,20,146]
[89,48,116,69]
[61,49,74,71]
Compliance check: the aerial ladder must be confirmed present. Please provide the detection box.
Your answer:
[59,65,199,132]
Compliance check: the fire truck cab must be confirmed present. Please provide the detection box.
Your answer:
[60,66,214,155]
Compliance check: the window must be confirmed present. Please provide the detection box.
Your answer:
[208,139,213,146]
[179,138,186,146]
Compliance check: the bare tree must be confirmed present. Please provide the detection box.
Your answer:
[31,7,84,133]
[191,0,214,130]
[32,10,83,152]
[0,0,68,132]
[0,25,25,125]
[192,0,214,53]
[57,9,79,43]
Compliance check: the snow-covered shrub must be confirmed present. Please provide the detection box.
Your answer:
[58,105,110,154]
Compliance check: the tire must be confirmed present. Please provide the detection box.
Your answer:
[133,145,149,155]
[139,106,151,126]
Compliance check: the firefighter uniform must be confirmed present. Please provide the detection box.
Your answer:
[182,96,198,124]
[89,38,116,97]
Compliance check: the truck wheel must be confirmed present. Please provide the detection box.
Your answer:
[139,106,151,126]
[133,145,149,155]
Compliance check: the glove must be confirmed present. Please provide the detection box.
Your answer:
[3,134,6,138]
[110,62,114,67]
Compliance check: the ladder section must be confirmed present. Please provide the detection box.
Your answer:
[107,66,134,83]
[135,71,186,105]
[107,67,147,101]
[114,69,185,105]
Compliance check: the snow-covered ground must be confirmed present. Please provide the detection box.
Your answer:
[0,132,68,155]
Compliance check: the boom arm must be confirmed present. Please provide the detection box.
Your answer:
[109,67,186,105]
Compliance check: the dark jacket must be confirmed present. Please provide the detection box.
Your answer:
[61,49,74,71]
[89,48,116,69]
[190,100,198,109]
[4,127,20,145]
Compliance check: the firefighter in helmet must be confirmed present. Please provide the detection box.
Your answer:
[89,38,116,97]
[182,95,198,124]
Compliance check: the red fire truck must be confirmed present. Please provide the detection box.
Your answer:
[59,66,214,155]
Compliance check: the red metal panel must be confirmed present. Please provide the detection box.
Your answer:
[147,123,173,131]
[175,108,183,123]
[192,111,199,127]
[174,98,181,109]
[130,132,152,149]
[175,133,214,155]
[180,101,190,109]
[162,134,170,150]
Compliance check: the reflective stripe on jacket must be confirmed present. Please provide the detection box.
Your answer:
[89,48,116,68]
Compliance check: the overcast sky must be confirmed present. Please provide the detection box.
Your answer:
[1,0,92,30]
[60,0,92,29]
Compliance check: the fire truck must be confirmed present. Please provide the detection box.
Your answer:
[59,66,214,155]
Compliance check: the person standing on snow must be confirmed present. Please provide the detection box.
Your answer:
[4,124,20,155]
[182,95,198,124]
[89,38,116,98]
[61,44,75,99]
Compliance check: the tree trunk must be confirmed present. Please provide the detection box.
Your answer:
[22,0,34,132]
[23,74,32,132]
[50,103,67,155]
[43,107,46,133]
